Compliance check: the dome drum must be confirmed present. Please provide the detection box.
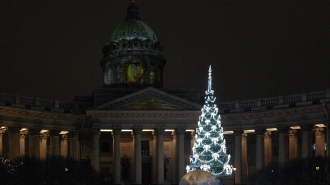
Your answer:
[101,2,166,88]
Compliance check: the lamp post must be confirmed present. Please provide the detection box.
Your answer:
[233,167,236,185]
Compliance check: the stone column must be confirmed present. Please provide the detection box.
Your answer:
[72,131,79,160]
[288,129,298,160]
[93,128,100,171]
[277,127,286,163]
[156,127,164,185]
[241,133,248,184]
[152,132,157,185]
[133,127,142,185]
[263,131,272,166]
[171,131,177,185]
[234,130,242,185]
[8,126,21,159]
[301,125,311,158]
[29,127,41,157]
[0,129,5,154]
[40,132,48,159]
[255,129,263,169]
[20,130,27,156]
[49,129,60,156]
[61,134,69,157]
[190,130,195,156]
[313,127,325,157]
[176,127,185,182]
[112,127,121,185]
[70,132,74,157]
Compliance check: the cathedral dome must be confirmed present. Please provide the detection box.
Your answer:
[101,2,166,88]
[106,20,159,44]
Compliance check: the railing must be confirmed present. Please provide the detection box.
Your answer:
[0,93,15,103]
[218,89,330,110]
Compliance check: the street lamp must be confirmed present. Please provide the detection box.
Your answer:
[233,167,236,185]
[315,166,319,171]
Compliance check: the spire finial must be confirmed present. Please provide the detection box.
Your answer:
[125,0,140,21]
[208,65,212,92]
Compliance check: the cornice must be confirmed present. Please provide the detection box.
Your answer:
[86,110,201,118]
[0,106,83,121]
[221,104,324,121]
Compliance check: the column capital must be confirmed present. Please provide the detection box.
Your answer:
[112,127,121,135]
[242,133,248,140]
[0,129,5,136]
[313,127,324,136]
[288,129,297,138]
[264,131,272,139]
[175,127,186,135]
[190,130,195,138]
[133,127,143,135]
[62,134,68,140]
[171,130,176,139]
[40,132,49,140]
[20,130,28,139]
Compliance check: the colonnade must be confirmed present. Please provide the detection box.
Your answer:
[233,124,329,185]
[0,126,79,160]
[93,127,187,185]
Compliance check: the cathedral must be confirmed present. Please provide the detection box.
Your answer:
[0,1,329,185]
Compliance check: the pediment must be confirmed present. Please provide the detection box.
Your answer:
[90,87,202,110]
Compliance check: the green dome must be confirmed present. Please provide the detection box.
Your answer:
[107,20,158,44]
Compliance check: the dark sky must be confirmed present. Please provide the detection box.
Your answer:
[1,0,329,102]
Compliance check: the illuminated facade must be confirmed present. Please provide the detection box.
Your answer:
[0,2,329,185]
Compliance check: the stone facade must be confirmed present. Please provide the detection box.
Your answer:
[0,2,329,185]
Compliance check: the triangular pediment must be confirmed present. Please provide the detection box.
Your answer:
[90,87,202,110]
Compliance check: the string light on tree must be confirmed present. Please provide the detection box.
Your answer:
[186,65,233,177]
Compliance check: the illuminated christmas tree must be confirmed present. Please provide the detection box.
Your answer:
[187,65,233,177]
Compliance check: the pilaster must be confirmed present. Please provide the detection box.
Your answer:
[61,134,69,157]
[300,124,312,158]
[49,129,60,156]
[255,128,263,169]
[7,126,21,159]
[313,127,325,157]
[171,131,177,185]
[133,127,142,185]
[112,127,121,185]
[263,130,272,166]
[40,131,49,159]
[234,129,243,185]
[19,130,27,156]
[93,128,100,171]
[28,127,41,157]
[0,129,5,154]
[277,126,287,163]
[155,127,164,185]
[288,129,298,160]
[241,133,248,184]
[176,127,185,183]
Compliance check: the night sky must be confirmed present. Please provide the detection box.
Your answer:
[1,0,329,102]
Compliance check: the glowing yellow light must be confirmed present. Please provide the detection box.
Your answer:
[100,129,112,132]
[142,129,154,132]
